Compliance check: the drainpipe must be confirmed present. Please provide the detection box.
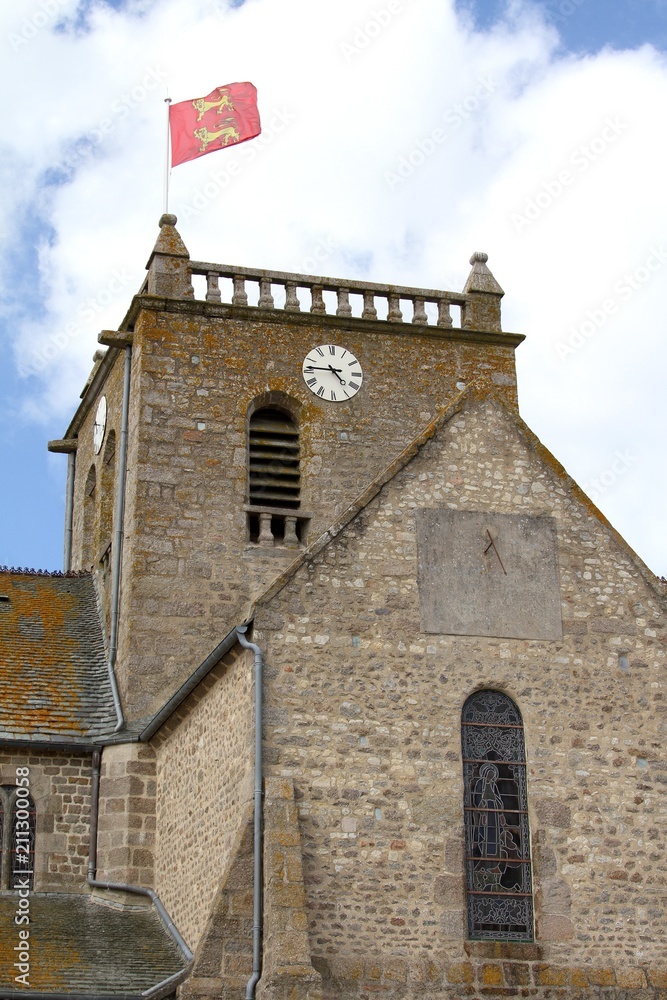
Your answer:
[87,748,193,965]
[108,344,132,732]
[236,625,264,1000]
[63,451,75,572]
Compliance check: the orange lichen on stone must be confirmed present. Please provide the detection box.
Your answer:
[0,572,109,737]
[446,963,474,984]
[587,968,616,986]
[481,963,505,987]
[617,968,648,988]
[535,964,568,987]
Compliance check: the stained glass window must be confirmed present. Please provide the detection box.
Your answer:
[462,690,533,941]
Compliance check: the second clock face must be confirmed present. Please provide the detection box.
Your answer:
[302,345,363,402]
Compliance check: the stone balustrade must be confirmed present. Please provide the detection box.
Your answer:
[143,216,506,334]
[244,505,311,549]
[189,260,469,329]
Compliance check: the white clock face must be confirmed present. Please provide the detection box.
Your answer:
[302,345,363,402]
[93,396,107,455]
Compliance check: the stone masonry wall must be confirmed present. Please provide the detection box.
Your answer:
[113,300,520,719]
[253,394,666,996]
[0,750,92,890]
[152,645,254,952]
[96,742,156,887]
[70,351,127,577]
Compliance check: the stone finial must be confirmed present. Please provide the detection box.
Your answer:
[461,251,504,332]
[145,214,194,299]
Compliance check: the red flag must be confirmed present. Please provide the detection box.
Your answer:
[169,82,261,167]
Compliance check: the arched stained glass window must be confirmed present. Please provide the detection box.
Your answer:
[462,690,533,941]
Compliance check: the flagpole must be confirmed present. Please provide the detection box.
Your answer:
[163,97,172,215]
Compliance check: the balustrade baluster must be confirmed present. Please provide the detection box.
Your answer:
[362,291,377,320]
[206,272,221,303]
[284,517,299,548]
[258,278,275,309]
[232,276,248,306]
[336,288,352,317]
[437,299,453,328]
[258,513,274,547]
[412,297,428,324]
[310,286,326,315]
[285,282,301,312]
[387,294,403,322]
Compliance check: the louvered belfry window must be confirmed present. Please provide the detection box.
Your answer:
[462,690,533,941]
[248,408,300,509]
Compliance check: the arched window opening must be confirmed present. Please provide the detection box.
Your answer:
[461,690,533,941]
[248,408,300,509]
[0,786,35,890]
[246,407,309,547]
[99,430,116,565]
[82,465,97,568]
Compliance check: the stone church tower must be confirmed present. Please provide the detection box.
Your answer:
[0,216,664,999]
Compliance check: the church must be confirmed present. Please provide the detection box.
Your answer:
[0,214,665,999]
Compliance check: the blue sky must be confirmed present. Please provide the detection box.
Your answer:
[1,0,666,575]
[465,0,667,52]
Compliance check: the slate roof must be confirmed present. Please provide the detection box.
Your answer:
[0,570,118,743]
[0,893,186,996]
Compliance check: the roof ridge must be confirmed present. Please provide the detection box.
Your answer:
[0,566,91,577]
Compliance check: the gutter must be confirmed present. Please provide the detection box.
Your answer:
[63,451,76,572]
[0,972,190,1000]
[139,626,240,742]
[107,344,132,733]
[235,625,264,1000]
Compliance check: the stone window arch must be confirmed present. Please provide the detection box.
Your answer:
[247,406,300,509]
[82,464,97,568]
[461,690,533,941]
[246,400,308,547]
[98,429,116,558]
[0,785,36,890]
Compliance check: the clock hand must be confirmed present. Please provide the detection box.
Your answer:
[328,364,346,385]
[304,366,343,372]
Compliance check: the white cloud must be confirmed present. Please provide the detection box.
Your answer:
[1,0,666,573]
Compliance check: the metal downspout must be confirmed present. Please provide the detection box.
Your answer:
[63,450,75,572]
[108,344,132,732]
[87,748,194,968]
[236,625,264,1000]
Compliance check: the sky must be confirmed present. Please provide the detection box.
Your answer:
[1,0,666,577]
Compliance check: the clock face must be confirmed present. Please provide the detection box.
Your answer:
[93,396,107,455]
[302,345,363,402]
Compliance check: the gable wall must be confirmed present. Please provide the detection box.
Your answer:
[255,396,666,994]
[151,644,254,952]
[112,304,519,719]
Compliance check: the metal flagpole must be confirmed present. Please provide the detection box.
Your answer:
[163,96,172,215]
